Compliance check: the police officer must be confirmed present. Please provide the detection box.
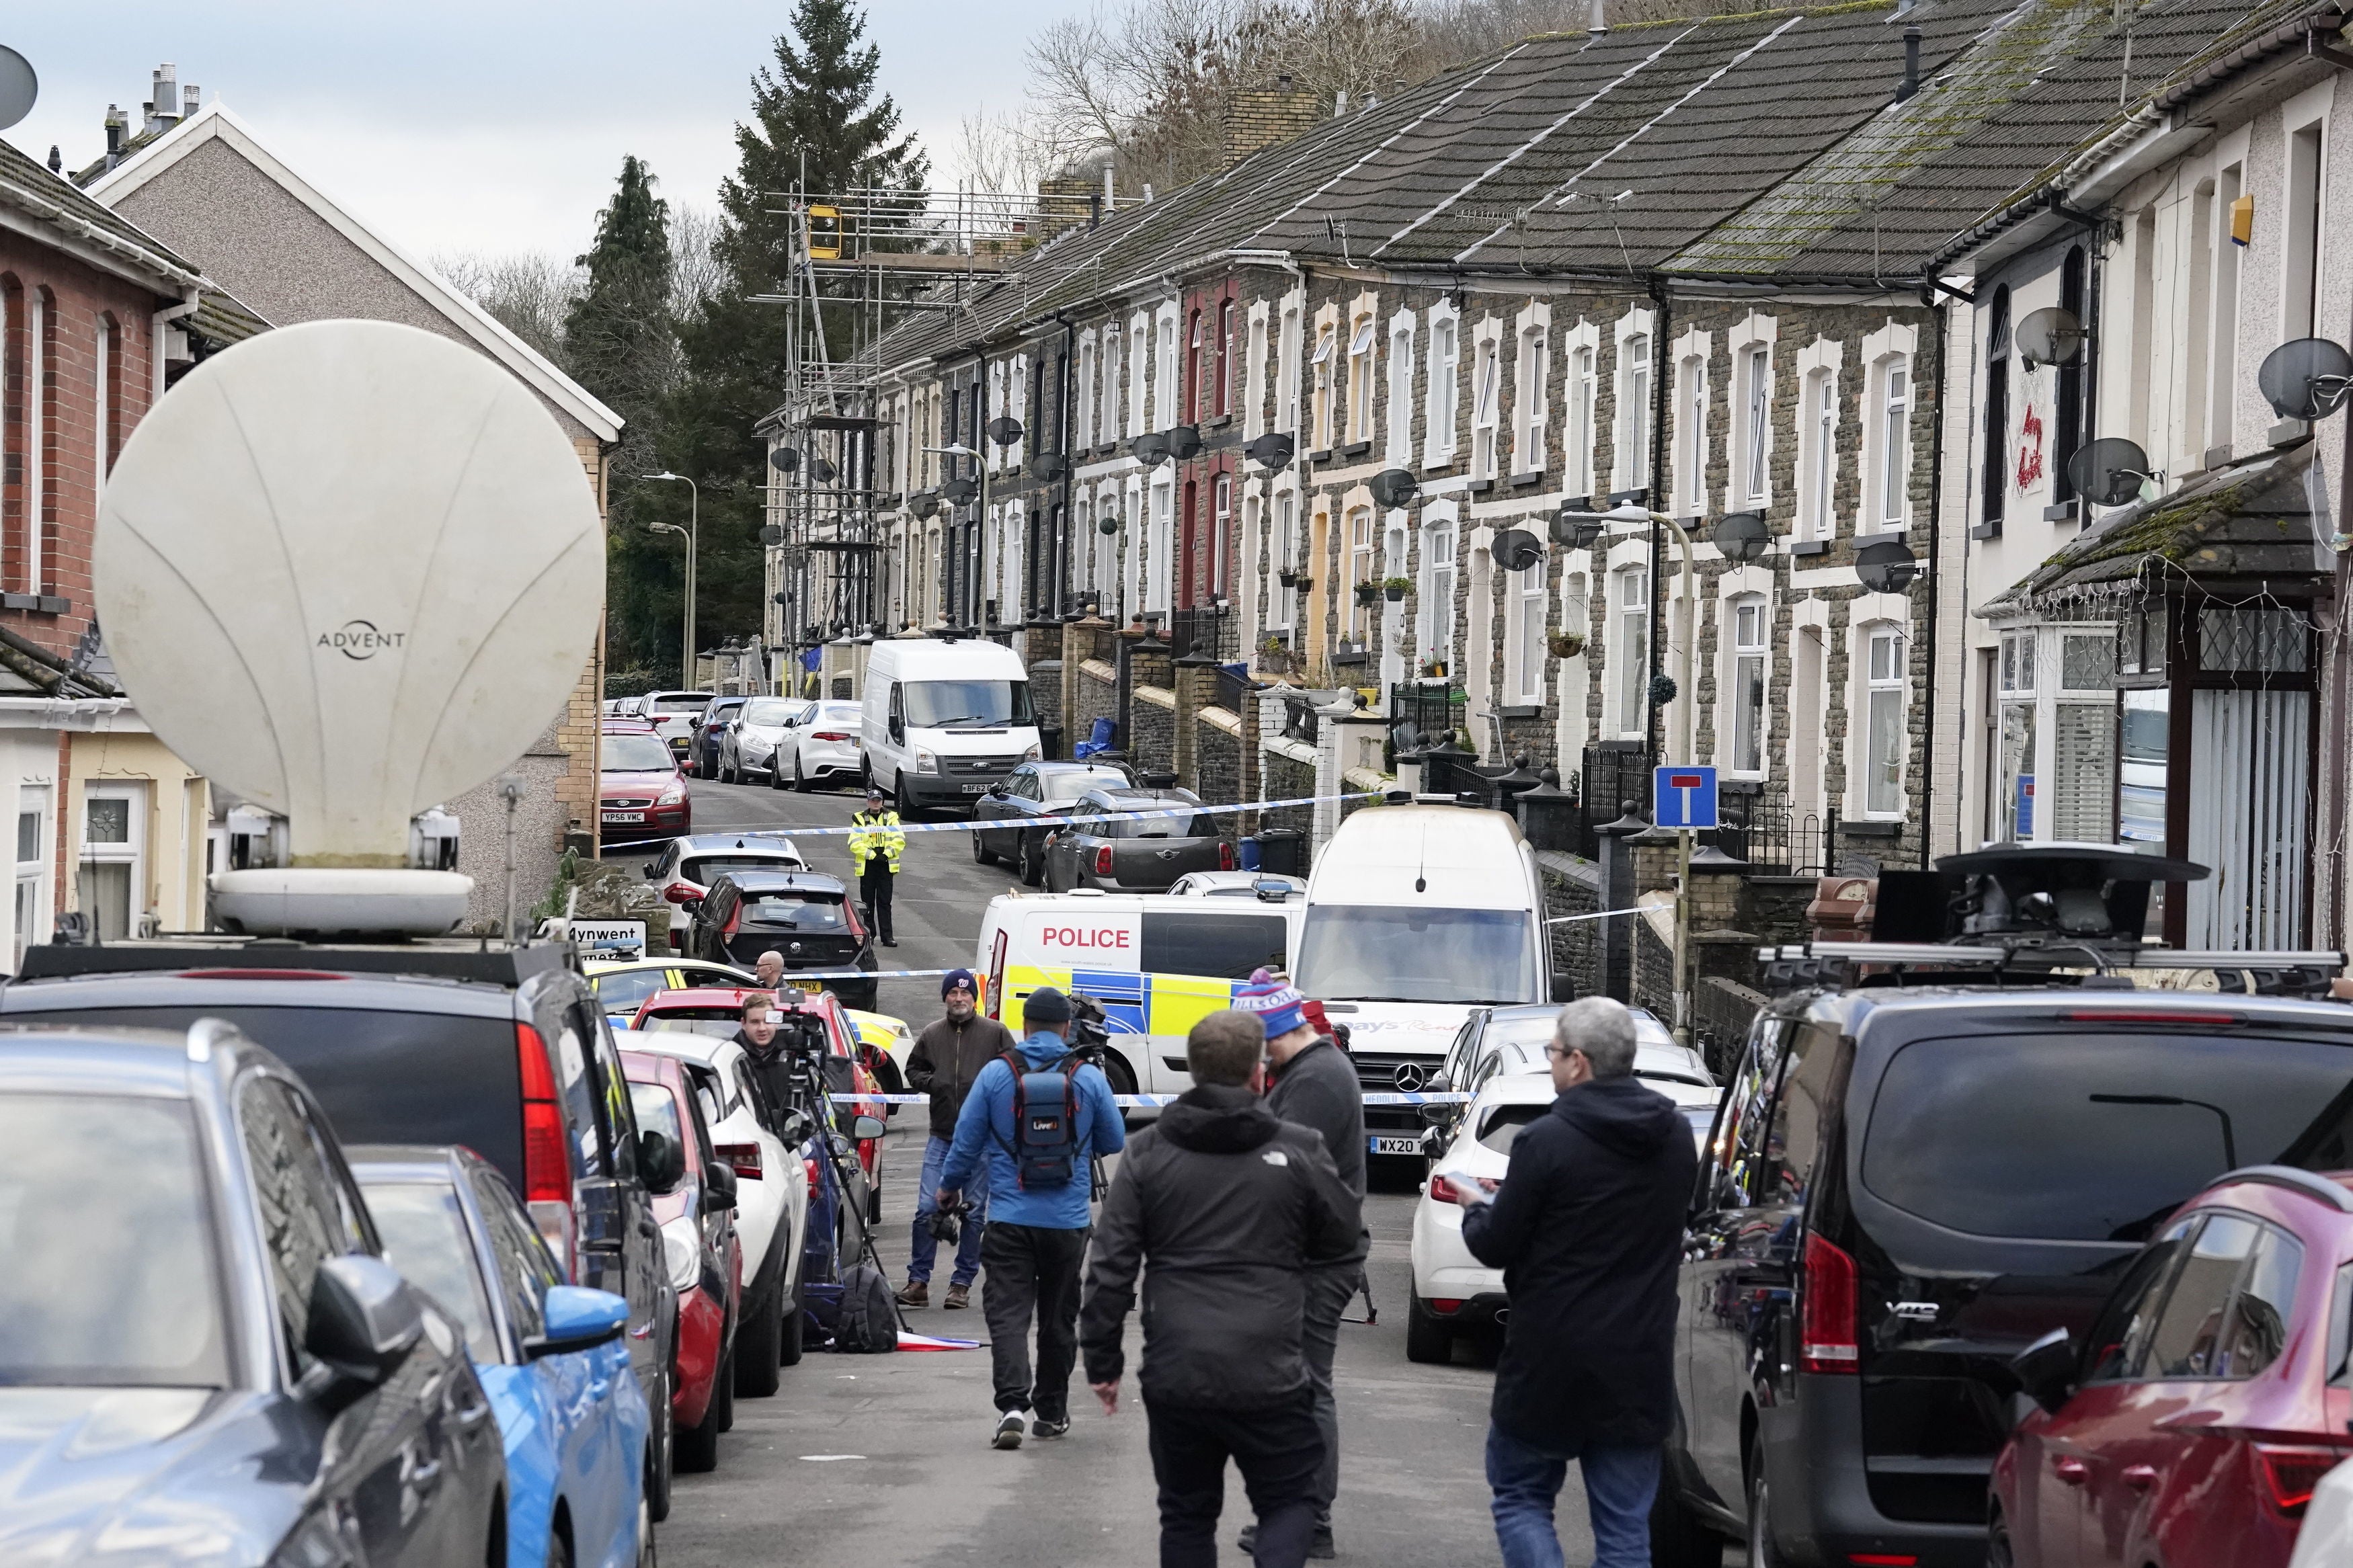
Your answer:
[848,786,906,948]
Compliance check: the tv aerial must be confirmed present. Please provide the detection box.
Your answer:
[0,47,35,134]
[2065,437,2161,508]
[95,320,605,935]
[2258,337,2353,421]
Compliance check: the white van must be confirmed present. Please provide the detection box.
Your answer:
[1293,802,1559,1156]
[975,887,1305,1100]
[862,637,1041,812]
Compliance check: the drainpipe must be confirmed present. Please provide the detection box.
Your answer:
[1052,311,1077,615]
[1920,296,1947,868]
[1644,278,1672,777]
[151,288,200,402]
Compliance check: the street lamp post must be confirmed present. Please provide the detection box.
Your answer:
[643,472,699,686]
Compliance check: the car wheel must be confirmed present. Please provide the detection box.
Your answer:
[1986,1505,2015,1568]
[635,1490,657,1568]
[676,1385,721,1474]
[972,823,995,866]
[735,1287,782,1398]
[895,772,918,821]
[713,1346,735,1433]
[778,1283,806,1367]
[1404,1292,1453,1364]
[770,753,785,789]
[547,1526,573,1567]
[645,1370,674,1523]
[1649,1467,1725,1568]
[1746,1440,1788,1568]
[1018,833,1043,886]
[792,753,811,792]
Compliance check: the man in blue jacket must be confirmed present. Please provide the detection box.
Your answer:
[939,985,1125,1449]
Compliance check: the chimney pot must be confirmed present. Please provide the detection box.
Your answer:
[1589,0,1608,32]
[1278,73,1293,91]
[46,147,61,174]
[1896,24,1921,101]
[183,85,200,115]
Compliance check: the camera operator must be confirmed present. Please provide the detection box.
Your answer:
[730,992,796,1114]
[898,968,1014,1311]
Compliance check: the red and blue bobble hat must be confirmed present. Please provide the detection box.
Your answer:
[1236,969,1311,1039]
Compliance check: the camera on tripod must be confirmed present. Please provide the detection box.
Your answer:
[1066,991,1112,1062]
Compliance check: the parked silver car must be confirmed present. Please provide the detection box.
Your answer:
[1042,786,1234,893]
[720,696,810,784]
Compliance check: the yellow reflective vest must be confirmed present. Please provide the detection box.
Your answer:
[848,809,905,874]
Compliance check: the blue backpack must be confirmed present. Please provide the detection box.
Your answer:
[996,1050,1083,1188]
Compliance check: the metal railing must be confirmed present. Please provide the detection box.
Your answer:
[1389,681,1465,748]
[1169,604,1240,663]
[1714,792,1839,876]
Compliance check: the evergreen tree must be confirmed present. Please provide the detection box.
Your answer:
[565,157,683,680]
[660,0,926,661]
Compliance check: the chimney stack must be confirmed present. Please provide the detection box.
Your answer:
[1589,0,1608,33]
[46,147,61,175]
[104,105,128,169]
[148,64,180,134]
[1895,25,1921,101]
[183,85,201,118]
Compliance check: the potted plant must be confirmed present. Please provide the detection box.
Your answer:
[1547,631,1587,658]
[1382,576,1413,602]
[1421,657,1448,678]
[1353,582,1380,607]
[1293,576,1314,594]
[1278,567,1299,587]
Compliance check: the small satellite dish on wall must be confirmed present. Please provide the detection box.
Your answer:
[2013,306,2085,369]
[1369,468,1418,508]
[0,47,36,134]
[2258,337,2353,421]
[2065,436,2158,508]
[1491,528,1544,573]
[95,319,604,934]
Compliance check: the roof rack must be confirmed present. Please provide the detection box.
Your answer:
[1757,940,2345,999]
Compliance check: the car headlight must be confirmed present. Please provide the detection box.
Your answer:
[662,1216,701,1293]
[1022,743,1042,762]
[914,747,939,775]
[657,780,686,805]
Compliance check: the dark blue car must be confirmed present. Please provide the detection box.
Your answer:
[354,1146,653,1568]
[0,1020,507,1565]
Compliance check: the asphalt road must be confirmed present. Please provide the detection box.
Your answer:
[617,775,1626,1568]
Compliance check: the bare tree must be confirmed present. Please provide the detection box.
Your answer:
[433,250,581,367]
[667,206,728,322]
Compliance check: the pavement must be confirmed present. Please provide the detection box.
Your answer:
[615,774,1626,1568]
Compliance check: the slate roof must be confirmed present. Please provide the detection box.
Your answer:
[0,134,203,288]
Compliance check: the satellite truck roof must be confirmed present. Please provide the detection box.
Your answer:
[93,319,604,939]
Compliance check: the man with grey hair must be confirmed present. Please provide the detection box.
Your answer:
[1447,996,1694,1568]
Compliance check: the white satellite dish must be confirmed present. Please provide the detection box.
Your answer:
[95,319,604,934]
[0,47,37,133]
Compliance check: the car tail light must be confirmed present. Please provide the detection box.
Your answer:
[2258,1444,2353,1516]
[1430,1298,1464,1315]
[1427,1173,1472,1203]
[805,1157,821,1193]
[1847,1557,1919,1567]
[813,731,852,741]
[844,901,866,941]
[716,1142,764,1179]
[1094,845,1115,877]
[1800,1232,1859,1373]
[517,1022,575,1275]
[1218,841,1236,870]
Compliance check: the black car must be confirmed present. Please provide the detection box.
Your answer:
[1041,786,1234,893]
[971,759,1135,884]
[685,695,748,780]
[1654,855,2353,1568]
[684,870,879,1011]
[0,1020,506,1566]
[3,939,684,1521]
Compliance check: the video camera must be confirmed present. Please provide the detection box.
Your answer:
[926,1193,974,1245]
[1066,991,1113,1064]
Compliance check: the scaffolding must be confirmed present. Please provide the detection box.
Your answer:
[756,173,1138,687]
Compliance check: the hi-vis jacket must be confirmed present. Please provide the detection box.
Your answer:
[848,809,905,874]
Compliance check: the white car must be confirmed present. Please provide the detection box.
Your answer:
[720,695,808,784]
[624,1028,814,1370]
[781,701,867,792]
[639,689,718,759]
[638,832,806,949]
[1435,1002,1710,1100]
[1166,870,1307,899]
[1405,1053,1723,1364]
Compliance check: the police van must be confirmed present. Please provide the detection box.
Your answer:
[974,885,1304,1100]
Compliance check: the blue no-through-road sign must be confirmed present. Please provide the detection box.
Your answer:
[1653,764,1718,830]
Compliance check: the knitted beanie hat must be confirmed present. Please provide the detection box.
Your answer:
[1235,973,1310,1040]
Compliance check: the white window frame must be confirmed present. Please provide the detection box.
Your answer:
[1858,619,1908,818]
[1727,313,1777,511]
[26,290,43,594]
[1343,505,1375,641]
[1470,318,1503,482]
[1612,308,1657,493]
[1211,473,1232,600]
[1076,331,1098,451]
[1419,503,1458,666]
[1724,591,1768,778]
[1346,306,1378,444]
[1669,329,1711,519]
[1562,321,1599,499]
[1244,302,1271,440]
[1510,561,1548,704]
[1310,311,1339,450]
[1794,337,1844,541]
[1101,324,1124,445]
[1385,311,1416,463]
[1146,475,1174,612]
[1127,311,1151,439]
[13,787,47,970]
[1611,561,1650,740]
[1277,291,1305,437]
[1154,307,1180,431]
[95,317,113,501]
[1858,321,1917,533]
[1423,301,1461,468]
[1513,302,1551,477]
[1269,484,1298,631]
[77,780,148,942]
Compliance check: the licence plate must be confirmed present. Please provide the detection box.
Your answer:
[604,811,645,823]
[961,783,988,794]
[1369,1134,1426,1156]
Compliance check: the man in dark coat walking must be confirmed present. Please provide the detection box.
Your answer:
[898,968,1014,1309]
[1080,1009,1359,1568]
[1450,996,1696,1568]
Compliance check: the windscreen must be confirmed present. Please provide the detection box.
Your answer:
[744,893,846,930]
[604,734,676,772]
[1295,906,1538,1005]
[1863,1030,2353,1242]
[651,695,714,714]
[1476,1102,1548,1154]
[902,678,1034,728]
[1100,804,1214,839]
[363,1181,497,1354]
[817,705,862,728]
[741,699,798,725]
[1044,768,1129,803]
[1,1004,524,1186]
[0,1095,230,1386]
[684,855,796,883]
[644,1013,744,1040]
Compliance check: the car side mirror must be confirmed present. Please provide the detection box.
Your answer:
[776,1108,815,1147]
[1551,971,1575,1003]
[680,897,703,917]
[638,1128,687,1194]
[525,1284,629,1360]
[850,1114,888,1141]
[2012,1327,2077,1415]
[305,1255,424,1397]
[641,862,658,878]
[988,784,1007,798]
[703,1159,740,1212]
[1417,1101,1456,1126]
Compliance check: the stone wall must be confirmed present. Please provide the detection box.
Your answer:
[1075,659,1119,752]
[1131,684,1177,776]
[1536,850,1603,999]
[1197,708,1245,805]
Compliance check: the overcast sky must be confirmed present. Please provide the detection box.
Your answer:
[7,1,1085,263]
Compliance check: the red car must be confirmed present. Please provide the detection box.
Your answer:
[623,1048,742,1475]
[631,985,888,1188]
[602,728,691,843]
[1993,1167,2353,1568]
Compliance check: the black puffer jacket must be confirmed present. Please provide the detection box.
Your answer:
[1462,1075,1695,1452]
[1079,1084,1358,1409]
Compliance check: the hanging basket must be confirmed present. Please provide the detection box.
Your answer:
[1548,632,1586,659]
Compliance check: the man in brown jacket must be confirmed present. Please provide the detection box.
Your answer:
[899,967,1014,1308]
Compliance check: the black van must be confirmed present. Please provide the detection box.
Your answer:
[0,938,686,1520]
[1654,982,2353,1568]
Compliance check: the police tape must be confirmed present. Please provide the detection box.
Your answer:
[828,1091,1472,1106]
[712,786,1384,839]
